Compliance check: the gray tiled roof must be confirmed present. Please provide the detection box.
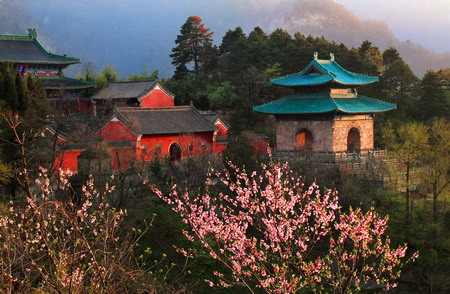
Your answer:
[198,110,231,128]
[92,80,162,100]
[114,106,217,135]
[0,39,79,64]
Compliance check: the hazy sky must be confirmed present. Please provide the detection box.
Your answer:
[334,0,450,53]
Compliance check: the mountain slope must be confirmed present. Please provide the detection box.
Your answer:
[4,0,450,77]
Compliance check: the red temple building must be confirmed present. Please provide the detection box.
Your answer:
[91,80,175,116]
[254,53,395,161]
[0,28,95,115]
[0,28,268,173]
[54,106,218,172]
[54,79,269,172]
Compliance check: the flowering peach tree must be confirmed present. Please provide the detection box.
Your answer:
[0,169,160,293]
[153,160,418,293]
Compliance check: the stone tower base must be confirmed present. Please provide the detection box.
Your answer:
[276,114,374,153]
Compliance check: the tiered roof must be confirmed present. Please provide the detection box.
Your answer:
[41,76,95,90]
[254,53,395,115]
[253,93,395,114]
[270,53,378,87]
[0,28,79,65]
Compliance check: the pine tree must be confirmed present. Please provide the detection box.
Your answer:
[16,71,29,115]
[418,70,450,121]
[380,60,419,119]
[0,62,19,111]
[170,16,216,79]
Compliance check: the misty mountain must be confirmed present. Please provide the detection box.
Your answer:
[2,0,450,77]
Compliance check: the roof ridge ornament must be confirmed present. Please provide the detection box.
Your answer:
[314,52,318,60]
[28,28,37,39]
[330,53,335,62]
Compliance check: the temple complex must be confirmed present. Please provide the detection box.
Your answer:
[0,28,95,115]
[254,53,395,161]
[91,80,175,117]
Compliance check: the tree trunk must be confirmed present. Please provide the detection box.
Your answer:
[405,164,410,226]
[432,182,438,223]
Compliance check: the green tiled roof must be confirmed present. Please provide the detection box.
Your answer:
[40,76,96,90]
[0,28,79,65]
[253,93,396,115]
[271,53,378,87]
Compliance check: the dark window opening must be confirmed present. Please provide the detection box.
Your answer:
[169,143,182,161]
[295,128,314,151]
[347,127,361,153]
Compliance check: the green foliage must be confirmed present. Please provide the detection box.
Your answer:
[206,81,237,111]
[418,70,450,121]
[358,40,384,73]
[221,134,257,171]
[379,59,419,120]
[382,47,402,68]
[170,16,217,80]
[95,64,120,89]
[129,66,159,81]
[0,62,19,111]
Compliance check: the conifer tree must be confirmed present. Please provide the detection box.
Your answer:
[418,70,450,121]
[170,16,216,79]
[16,71,29,115]
[0,62,19,111]
[380,60,419,119]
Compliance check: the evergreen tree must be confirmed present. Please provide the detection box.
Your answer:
[26,76,49,117]
[382,47,402,69]
[220,27,245,56]
[358,40,383,74]
[0,63,19,111]
[379,60,419,119]
[418,70,450,121]
[170,16,216,79]
[16,71,29,115]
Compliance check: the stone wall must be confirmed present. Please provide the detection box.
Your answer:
[276,116,334,152]
[332,115,373,152]
[276,114,374,152]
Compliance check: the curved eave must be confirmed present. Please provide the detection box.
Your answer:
[44,85,96,90]
[270,75,378,87]
[270,59,379,87]
[333,96,396,113]
[253,95,397,115]
[0,59,79,65]
[253,96,337,114]
[41,77,96,90]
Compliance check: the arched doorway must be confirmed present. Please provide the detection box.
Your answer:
[169,143,182,161]
[347,128,361,153]
[295,128,314,151]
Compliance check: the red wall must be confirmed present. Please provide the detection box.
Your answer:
[78,101,95,115]
[140,88,174,108]
[215,122,228,137]
[110,147,136,170]
[251,141,269,156]
[54,150,81,172]
[213,142,227,153]
[136,132,214,161]
[94,120,137,141]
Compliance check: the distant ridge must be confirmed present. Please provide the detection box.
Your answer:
[2,0,447,77]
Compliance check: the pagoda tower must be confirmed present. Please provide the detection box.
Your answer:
[0,28,95,115]
[254,53,395,155]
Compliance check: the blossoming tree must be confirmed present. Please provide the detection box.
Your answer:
[0,169,162,293]
[153,159,418,293]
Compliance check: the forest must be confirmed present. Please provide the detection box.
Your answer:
[0,16,449,293]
